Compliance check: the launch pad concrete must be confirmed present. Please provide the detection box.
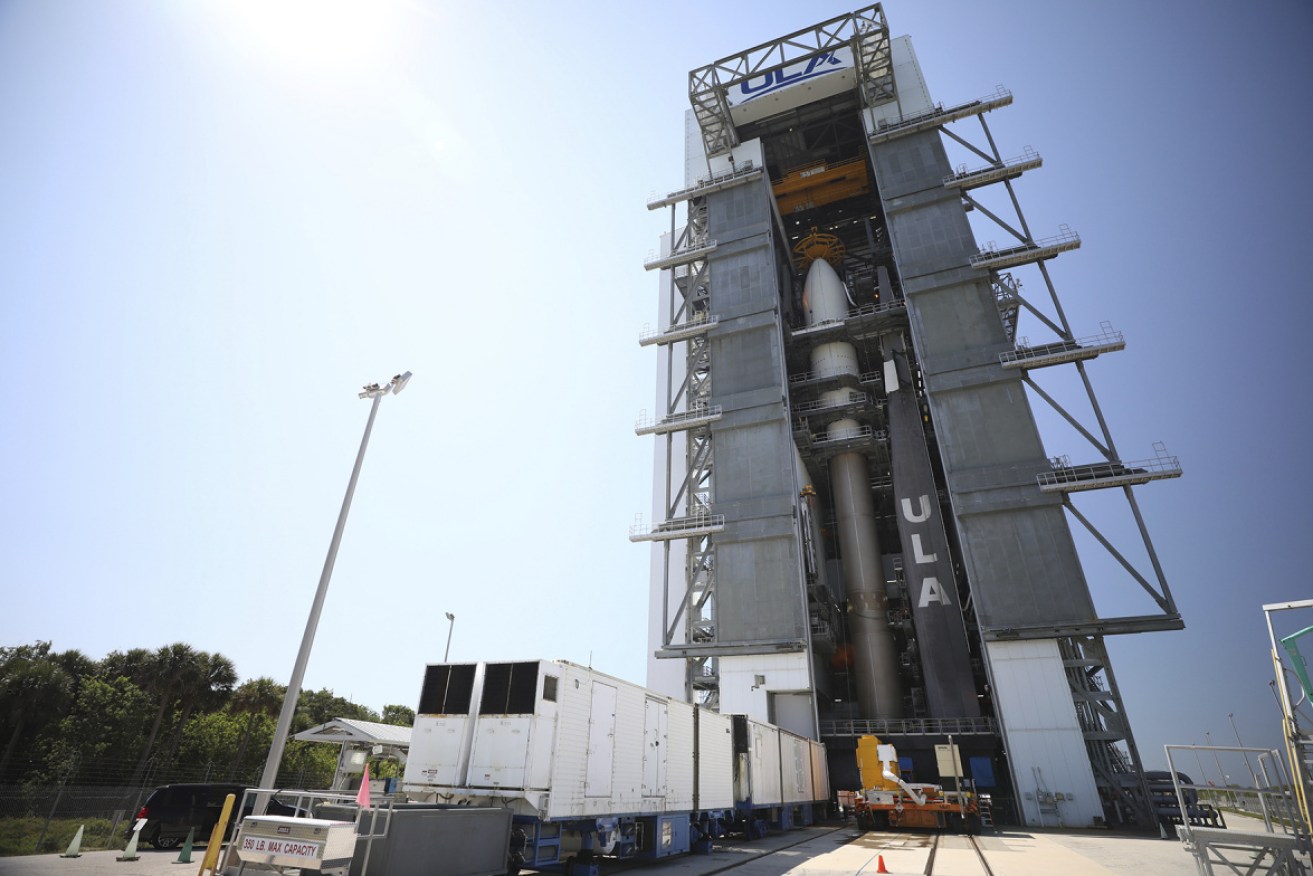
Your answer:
[625,824,1200,876]
[0,823,1210,876]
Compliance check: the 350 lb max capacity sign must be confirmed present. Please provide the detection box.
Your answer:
[241,834,322,861]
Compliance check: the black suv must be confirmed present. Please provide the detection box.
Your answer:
[131,783,299,849]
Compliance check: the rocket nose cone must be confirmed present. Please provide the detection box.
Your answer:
[802,258,848,325]
[805,257,839,283]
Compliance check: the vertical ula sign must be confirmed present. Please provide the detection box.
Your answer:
[883,335,980,717]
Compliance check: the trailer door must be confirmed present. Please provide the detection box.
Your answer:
[642,698,668,796]
[585,681,617,796]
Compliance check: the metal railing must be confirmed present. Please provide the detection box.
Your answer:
[643,238,717,271]
[971,225,1080,269]
[944,146,1042,187]
[871,87,1013,141]
[793,392,868,415]
[629,513,725,541]
[1038,444,1181,490]
[792,299,906,338]
[634,405,723,435]
[646,161,759,209]
[1000,324,1125,367]
[638,313,719,346]
[821,716,997,737]
[808,425,885,447]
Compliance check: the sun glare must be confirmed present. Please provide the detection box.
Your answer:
[220,0,401,73]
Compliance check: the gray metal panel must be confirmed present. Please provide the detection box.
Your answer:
[957,510,1097,628]
[930,382,1047,470]
[333,805,512,876]
[712,324,782,397]
[712,424,792,503]
[870,128,1098,631]
[705,177,808,649]
[716,535,806,644]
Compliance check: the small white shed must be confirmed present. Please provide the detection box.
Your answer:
[293,717,412,790]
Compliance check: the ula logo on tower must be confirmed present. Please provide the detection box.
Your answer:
[734,50,851,103]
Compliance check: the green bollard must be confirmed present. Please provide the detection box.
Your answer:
[175,827,195,864]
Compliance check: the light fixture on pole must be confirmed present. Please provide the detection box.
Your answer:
[256,371,412,811]
[444,612,456,661]
[1204,730,1232,806]
[1228,711,1259,787]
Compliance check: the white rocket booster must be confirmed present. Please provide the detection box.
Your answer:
[800,258,903,718]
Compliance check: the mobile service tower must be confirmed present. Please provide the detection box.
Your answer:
[633,4,1182,829]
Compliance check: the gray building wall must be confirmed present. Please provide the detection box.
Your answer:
[868,129,1098,632]
[704,179,808,647]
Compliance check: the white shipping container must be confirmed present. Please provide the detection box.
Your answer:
[660,698,697,812]
[809,738,830,802]
[745,719,783,807]
[404,660,825,830]
[694,709,735,811]
[406,661,711,821]
[778,731,811,804]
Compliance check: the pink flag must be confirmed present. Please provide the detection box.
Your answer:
[356,763,371,809]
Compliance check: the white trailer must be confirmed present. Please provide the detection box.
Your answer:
[402,660,829,872]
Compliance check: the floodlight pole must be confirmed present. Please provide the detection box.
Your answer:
[1228,712,1259,787]
[444,612,456,662]
[256,372,411,811]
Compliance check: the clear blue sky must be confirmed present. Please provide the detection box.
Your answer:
[2,1,1310,780]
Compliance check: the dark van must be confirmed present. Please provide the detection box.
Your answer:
[131,783,297,849]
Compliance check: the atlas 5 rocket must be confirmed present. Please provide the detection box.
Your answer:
[800,257,903,718]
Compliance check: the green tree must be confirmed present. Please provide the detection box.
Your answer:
[50,649,97,696]
[380,704,415,727]
[279,740,337,789]
[0,643,73,781]
[174,710,246,781]
[227,677,285,779]
[39,675,152,784]
[129,643,204,784]
[99,647,154,687]
[295,689,378,731]
[161,651,238,767]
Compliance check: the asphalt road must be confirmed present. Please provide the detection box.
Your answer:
[0,844,215,876]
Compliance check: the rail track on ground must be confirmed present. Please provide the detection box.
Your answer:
[921,831,996,875]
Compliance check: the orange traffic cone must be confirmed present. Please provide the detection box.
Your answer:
[876,854,889,874]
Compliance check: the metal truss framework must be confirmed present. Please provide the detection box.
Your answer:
[644,195,721,705]
[1060,636,1156,828]
[688,4,895,159]
[934,109,1182,635]
[917,99,1181,828]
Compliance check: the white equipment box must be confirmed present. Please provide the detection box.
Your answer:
[404,660,829,824]
[236,815,355,873]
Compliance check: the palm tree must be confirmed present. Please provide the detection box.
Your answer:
[228,677,285,779]
[161,651,238,768]
[129,643,202,785]
[100,647,155,687]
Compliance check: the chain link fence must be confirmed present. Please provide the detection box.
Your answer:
[0,761,335,856]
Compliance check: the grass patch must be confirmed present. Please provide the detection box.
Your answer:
[0,816,119,856]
